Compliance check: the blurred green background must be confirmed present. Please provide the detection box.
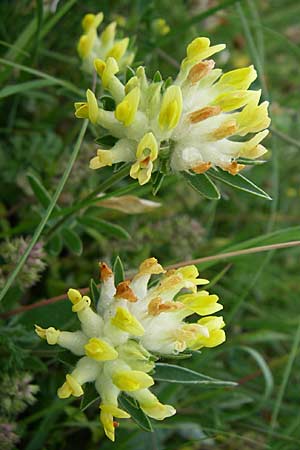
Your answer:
[1,0,300,449]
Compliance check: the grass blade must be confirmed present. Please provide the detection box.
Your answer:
[0,120,88,303]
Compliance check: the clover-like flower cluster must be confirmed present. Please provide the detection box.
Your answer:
[77,12,134,75]
[75,36,270,185]
[35,258,225,441]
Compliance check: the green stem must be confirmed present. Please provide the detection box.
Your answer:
[84,164,130,201]
[271,126,300,151]
[0,58,83,97]
[45,164,130,239]
[0,120,88,303]
[269,317,300,433]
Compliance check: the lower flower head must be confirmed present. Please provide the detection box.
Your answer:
[35,257,225,441]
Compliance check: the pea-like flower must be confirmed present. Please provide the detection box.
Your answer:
[35,258,225,441]
[77,12,134,74]
[75,37,270,185]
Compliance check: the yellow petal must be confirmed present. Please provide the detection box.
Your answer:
[100,411,115,441]
[112,370,154,391]
[67,288,82,304]
[84,337,118,361]
[82,12,103,32]
[74,102,89,119]
[100,404,130,418]
[178,292,223,315]
[136,132,158,161]
[111,306,145,336]
[115,86,140,126]
[198,315,225,331]
[57,374,83,399]
[100,21,116,45]
[212,90,257,112]
[182,37,225,68]
[217,66,257,90]
[77,32,95,58]
[86,89,99,124]
[89,150,113,170]
[95,57,119,88]
[107,38,129,61]
[68,289,91,312]
[158,85,182,131]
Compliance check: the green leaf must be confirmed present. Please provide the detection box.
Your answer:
[47,232,63,256]
[0,79,56,99]
[100,95,115,111]
[183,172,221,200]
[152,171,165,196]
[78,217,131,240]
[208,169,272,200]
[61,228,83,255]
[153,70,163,82]
[113,256,125,285]
[237,157,266,165]
[153,352,193,361]
[89,278,100,304]
[125,66,135,83]
[119,394,153,432]
[236,330,289,344]
[94,134,118,147]
[80,383,100,412]
[33,0,43,58]
[163,76,173,90]
[27,173,57,210]
[154,363,237,386]
[230,346,274,416]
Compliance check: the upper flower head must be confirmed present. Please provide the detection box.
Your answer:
[75,36,270,185]
[77,12,134,74]
[35,257,225,441]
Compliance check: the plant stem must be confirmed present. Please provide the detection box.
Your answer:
[165,240,300,270]
[45,164,130,239]
[1,239,299,318]
[0,120,88,303]
[271,126,300,151]
[269,317,300,435]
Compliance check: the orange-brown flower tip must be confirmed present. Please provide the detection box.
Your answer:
[140,156,151,167]
[188,59,215,84]
[223,161,245,175]
[211,119,238,140]
[165,269,176,276]
[113,421,119,428]
[115,280,137,302]
[137,257,165,277]
[191,162,212,174]
[188,106,221,124]
[148,297,185,316]
[99,262,113,281]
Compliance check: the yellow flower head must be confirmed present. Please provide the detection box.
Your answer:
[75,35,270,187]
[35,257,225,440]
[77,11,134,74]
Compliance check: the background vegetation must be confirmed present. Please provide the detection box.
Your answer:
[1,0,300,449]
